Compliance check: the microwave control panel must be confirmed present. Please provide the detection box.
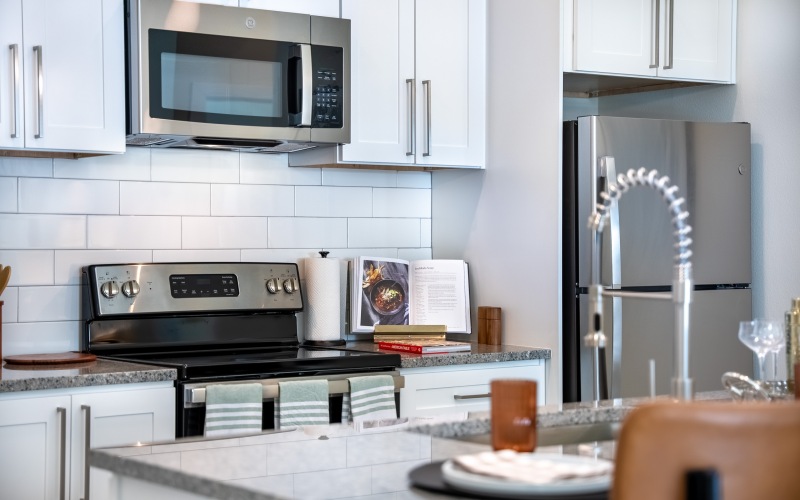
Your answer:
[312,45,344,128]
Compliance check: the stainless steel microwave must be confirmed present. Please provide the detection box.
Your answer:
[126,0,350,153]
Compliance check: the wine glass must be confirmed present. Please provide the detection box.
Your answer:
[738,319,784,381]
[765,320,786,381]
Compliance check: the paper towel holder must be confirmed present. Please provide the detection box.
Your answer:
[302,250,347,347]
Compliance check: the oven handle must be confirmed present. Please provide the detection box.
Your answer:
[185,372,405,405]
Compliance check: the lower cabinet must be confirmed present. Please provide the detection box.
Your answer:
[399,360,546,417]
[0,382,175,500]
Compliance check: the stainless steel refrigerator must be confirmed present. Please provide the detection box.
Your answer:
[562,116,753,402]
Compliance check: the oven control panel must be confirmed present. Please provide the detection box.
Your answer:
[86,262,303,316]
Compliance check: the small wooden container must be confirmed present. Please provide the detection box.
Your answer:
[478,306,502,345]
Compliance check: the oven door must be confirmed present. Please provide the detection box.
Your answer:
[177,371,404,438]
[130,0,347,143]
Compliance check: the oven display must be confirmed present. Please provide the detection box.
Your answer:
[169,274,239,298]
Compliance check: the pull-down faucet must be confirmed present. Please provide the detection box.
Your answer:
[586,167,694,401]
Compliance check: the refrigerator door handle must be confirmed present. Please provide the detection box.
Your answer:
[600,156,622,397]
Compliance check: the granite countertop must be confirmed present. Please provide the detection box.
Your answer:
[89,392,729,500]
[343,341,551,369]
[0,358,177,393]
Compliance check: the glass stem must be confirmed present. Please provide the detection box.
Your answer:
[772,351,780,380]
[757,353,767,381]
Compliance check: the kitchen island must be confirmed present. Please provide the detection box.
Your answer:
[89,391,730,500]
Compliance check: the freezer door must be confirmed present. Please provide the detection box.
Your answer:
[576,116,752,288]
[578,288,753,400]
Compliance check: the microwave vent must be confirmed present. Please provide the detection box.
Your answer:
[126,135,175,147]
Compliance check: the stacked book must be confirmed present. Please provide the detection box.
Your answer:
[373,325,471,354]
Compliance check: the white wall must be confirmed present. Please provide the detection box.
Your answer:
[0,149,432,356]
[432,0,563,402]
[564,0,800,326]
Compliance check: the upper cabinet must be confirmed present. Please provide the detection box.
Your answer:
[564,0,736,84]
[0,0,125,158]
[292,0,486,170]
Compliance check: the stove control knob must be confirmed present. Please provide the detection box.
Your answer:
[283,278,298,294]
[100,281,119,299]
[266,278,282,294]
[121,280,140,298]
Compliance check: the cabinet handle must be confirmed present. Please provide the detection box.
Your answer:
[453,393,490,400]
[422,80,431,157]
[663,0,674,69]
[81,405,92,500]
[57,407,67,500]
[9,44,19,138]
[649,0,660,68]
[406,78,415,156]
[33,45,44,139]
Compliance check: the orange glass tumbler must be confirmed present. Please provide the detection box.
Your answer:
[490,379,537,452]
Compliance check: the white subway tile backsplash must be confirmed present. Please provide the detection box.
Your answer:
[397,248,432,261]
[211,184,294,216]
[291,467,372,499]
[373,188,431,218]
[267,437,347,475]
[0,214,86,249]
[18,286,81,322]
[397,171,432,188]
[240,154,321,186]
[0,250,55,285]
[54,147,151,180]
[0,177,17,212]
[153,249,241,262]
[1,287,19,322]
[295,186,372,217]
[0,157,53,177]
[2,321,80,356]
[88,216,181,249]
[151,149,239,183]
[241,248,320,265]
[421,219,432,247]
[182,217,269,249]
[346,433,425,467]
[371,459,430,493]
[19,178,119,215]
[181,445,267,481]
[121,182,210,216]
[55,250,154,285]
[322,168,397,187]
[348,219,420,248]
[268,218,348,248]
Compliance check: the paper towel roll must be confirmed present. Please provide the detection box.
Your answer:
[303,255,342,343]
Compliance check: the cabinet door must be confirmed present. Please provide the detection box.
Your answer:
[660,0,734,82]
[0,0,24,149]
[414,0,485,168]
[0,395,72,500]
[573,0,659,77]
[240,0,340,17]
[340,0,415,165]
[21,0,124,154]
[70,386,175,500]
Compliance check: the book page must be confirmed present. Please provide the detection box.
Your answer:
[350,256,410,332]
[409,260,470,333]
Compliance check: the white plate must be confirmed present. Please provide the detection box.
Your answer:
[441,453,612,497]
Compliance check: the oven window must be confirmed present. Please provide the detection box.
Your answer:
[148,29,299,127]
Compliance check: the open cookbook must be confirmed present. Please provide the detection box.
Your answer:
[348,256,471,333]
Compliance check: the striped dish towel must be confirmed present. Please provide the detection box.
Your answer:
[204,383,263,437]
[275,379,330,429]
[341,375,398,424]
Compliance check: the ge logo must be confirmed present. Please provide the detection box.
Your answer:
[245,17,256,29]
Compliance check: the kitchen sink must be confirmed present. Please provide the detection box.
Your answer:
[455,421,621,447]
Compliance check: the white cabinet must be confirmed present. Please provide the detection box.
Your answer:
[399,360,546,417]
[0,383,174,500]
[565,0,736,83]
[0,0,124,157]
[338,0,485,169]
[239,0,339,16]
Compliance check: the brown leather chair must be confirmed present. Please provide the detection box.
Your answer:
[612,401,800,500]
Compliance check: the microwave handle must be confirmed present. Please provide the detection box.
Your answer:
[298,43,313,127]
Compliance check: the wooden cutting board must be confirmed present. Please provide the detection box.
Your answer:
[3,352,97,365]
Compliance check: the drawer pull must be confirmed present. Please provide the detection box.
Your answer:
[453,393,490,400]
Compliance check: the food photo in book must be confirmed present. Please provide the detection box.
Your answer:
[360,258,410,328]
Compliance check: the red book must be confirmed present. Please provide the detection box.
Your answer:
[377,340,471,354]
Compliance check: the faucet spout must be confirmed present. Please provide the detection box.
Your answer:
[587,167,694,401]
